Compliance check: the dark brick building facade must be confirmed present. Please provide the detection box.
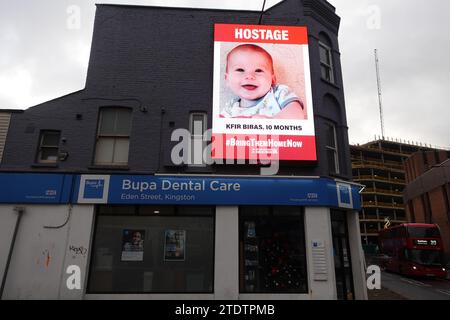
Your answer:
[1,0,351,178]
[404,150,450,261]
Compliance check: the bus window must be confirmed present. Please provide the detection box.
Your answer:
[406,249,444,267]
[407,227,440,238]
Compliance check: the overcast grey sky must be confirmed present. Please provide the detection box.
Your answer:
[1,0,449,148]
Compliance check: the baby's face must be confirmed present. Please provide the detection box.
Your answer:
[225,49,275,102]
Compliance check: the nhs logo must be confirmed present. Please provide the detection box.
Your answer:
[78,175,110,204]
[45,189,57,197]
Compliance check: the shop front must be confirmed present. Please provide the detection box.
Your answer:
[0,173,365,300]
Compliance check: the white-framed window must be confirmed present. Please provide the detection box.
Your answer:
[87,205,215,294]
[94,107,132,166]
[319,42,335,84]
[326,123,339,174]
[189,112,207,166]
[36,130,61,164]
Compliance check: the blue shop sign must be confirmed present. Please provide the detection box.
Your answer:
[74,175,361,209]
[0,173,73,204]
[0,173,361,209]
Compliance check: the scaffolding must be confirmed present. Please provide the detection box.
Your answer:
[351,139,437,250]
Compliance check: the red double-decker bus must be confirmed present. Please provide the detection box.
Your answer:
[378,223,447,278]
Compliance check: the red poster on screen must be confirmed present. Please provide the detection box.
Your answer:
[212,24,317,161]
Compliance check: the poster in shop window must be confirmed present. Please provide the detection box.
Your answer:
[212,24,317,161]
[121,229,145,261]
[164,230,186,261]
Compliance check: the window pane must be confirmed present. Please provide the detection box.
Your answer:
[95,138,115,164]
[192,114,205,124]
[189,113,206,166]
[88,207,214,293]
[319,45,330,64]
[240,206,270,217]
[321,65,330,81]
[37,131,61,163]
[327,148,337,173]
[326,125,336,148]
[240,206,308,293]
[177,206,214,216]
[41,132,60,146]
[113,138,130,164]
[99,205,137,216]
[39,148,59,162]
[190,137,203,165]
[319,43,334,83]
[115,109,132,135]
[99,109,117,135]
[407,227,440,238]
[407,249,444,267]
[191,113,205,137]
[138,206,176,216]
[328,69,334,83]
[273,206,302,216]
[193,119,204,137]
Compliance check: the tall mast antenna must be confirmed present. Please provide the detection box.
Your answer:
[374,49,385,139]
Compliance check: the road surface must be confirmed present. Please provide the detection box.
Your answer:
[379,271,450,300]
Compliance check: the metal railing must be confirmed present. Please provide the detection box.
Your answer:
[363,201,405,209]
[354,175,405,184]
[362,188,403,196]
[351,158,404,171]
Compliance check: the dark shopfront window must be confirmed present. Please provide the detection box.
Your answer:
[87,206,214,294]
[239,206,308,294]
[331,210,355,300]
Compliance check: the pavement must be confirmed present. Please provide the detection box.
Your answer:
[380,271,450,300]
[365,254,409,300]
[368,287,408,300]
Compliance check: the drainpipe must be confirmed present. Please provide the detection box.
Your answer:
[0,206,25,300]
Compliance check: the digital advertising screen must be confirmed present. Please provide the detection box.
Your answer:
[212,24,317,161]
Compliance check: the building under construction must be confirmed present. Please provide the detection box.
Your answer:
[350,138,438,252]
